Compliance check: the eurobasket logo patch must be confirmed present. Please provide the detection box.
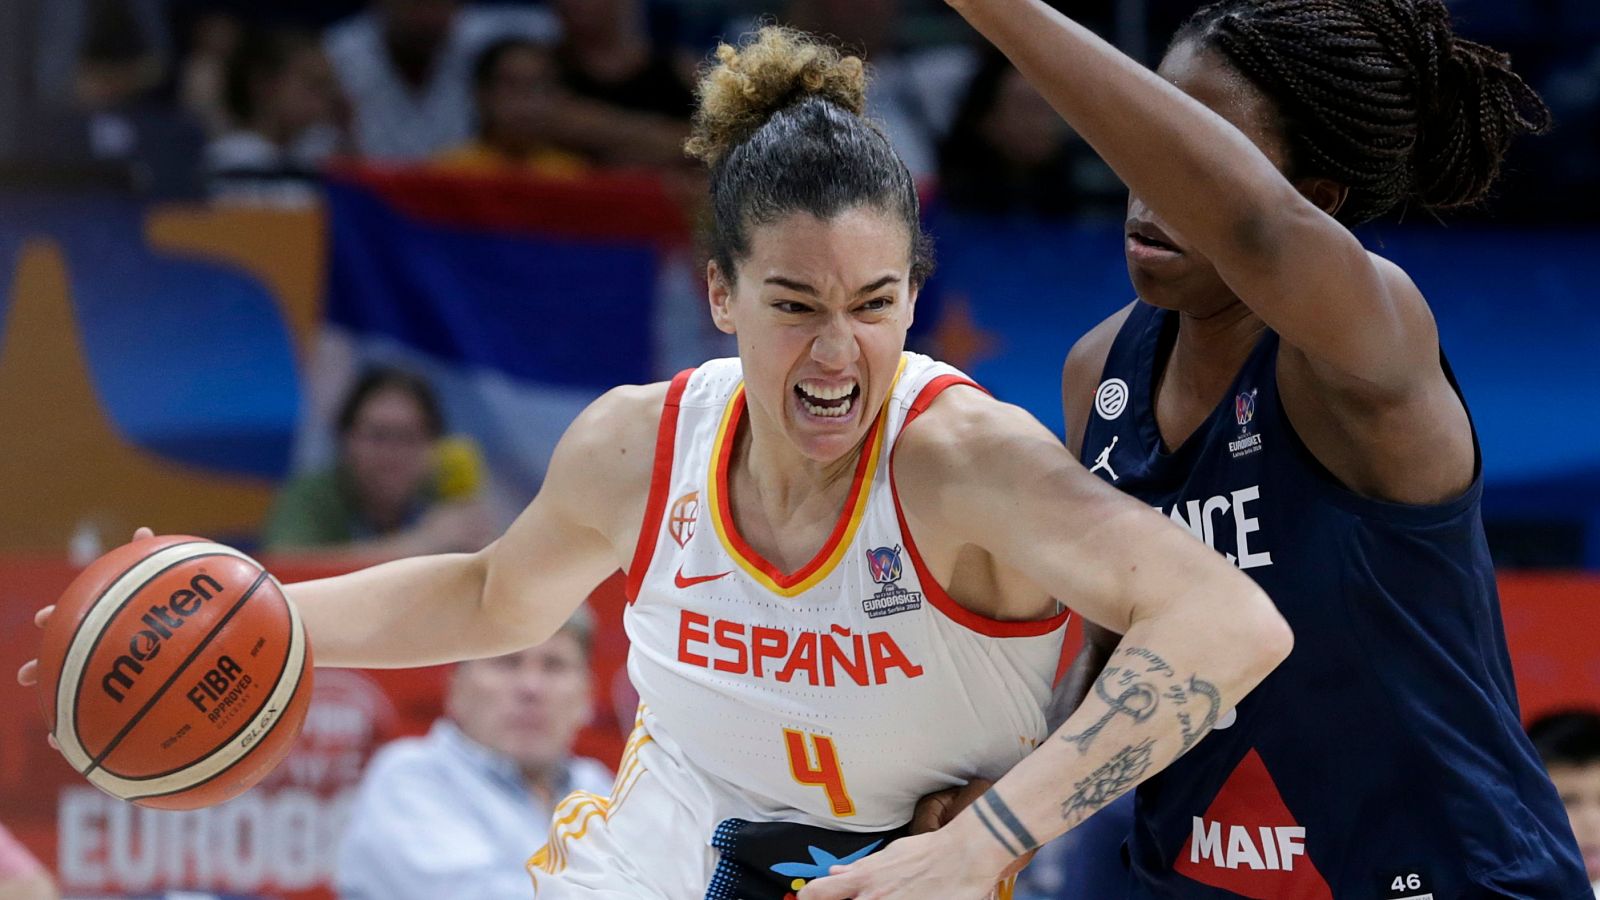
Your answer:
[862,546,921,619]
[1235,389,1256,426]
[1229,388,1264,459]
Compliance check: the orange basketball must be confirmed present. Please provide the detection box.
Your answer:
[35,535,312,810]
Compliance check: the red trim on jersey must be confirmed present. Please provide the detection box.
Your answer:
[711,390,885,590]
[625,369,694,603]
[891,375,1073,638]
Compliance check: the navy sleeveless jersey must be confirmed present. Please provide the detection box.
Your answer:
[1079,303,1587,899]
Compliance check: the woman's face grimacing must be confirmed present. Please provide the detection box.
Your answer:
[709,206,917,464]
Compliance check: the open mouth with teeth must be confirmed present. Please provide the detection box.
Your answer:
[794,380,861,419]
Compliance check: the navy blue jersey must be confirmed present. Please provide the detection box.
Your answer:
[1079,303,1587,899]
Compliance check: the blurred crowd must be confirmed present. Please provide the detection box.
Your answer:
[0,0,1593,220]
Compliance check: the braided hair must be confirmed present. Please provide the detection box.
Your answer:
[1175,0,1551,224]
[686,26,933,286]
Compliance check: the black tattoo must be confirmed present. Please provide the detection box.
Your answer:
[1122,646,1174,676]
[973,794,1024,856]
[1178,676,1221,752]
[1059,738,1156,827]
[1057,663,1159,754]
[973,791,1037,856]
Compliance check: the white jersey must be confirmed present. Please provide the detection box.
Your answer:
[623,353,1069,831]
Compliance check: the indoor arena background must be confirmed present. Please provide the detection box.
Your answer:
[0,0,1596,897]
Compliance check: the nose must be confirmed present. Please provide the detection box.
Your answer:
[810,311,860,370]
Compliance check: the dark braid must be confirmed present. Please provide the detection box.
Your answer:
[1175,0,1551,224]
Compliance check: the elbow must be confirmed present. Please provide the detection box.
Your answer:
[1241,586,1293,678]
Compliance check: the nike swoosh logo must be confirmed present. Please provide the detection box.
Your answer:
[674,566,731,589]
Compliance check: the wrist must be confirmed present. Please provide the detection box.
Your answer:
[944,807,1019,878]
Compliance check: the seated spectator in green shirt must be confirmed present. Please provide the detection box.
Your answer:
[264,366,494,560]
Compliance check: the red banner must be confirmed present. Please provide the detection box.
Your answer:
[2,559,1596,897]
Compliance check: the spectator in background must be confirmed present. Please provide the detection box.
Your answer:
[1531,711,1600,895]
[0,821,55,900]
[206,28,346,203]
[263,367,494,559]
[177,10,244,137]
[337,609,612,900]
[536,0,695,169]
[18,0,205,197]
[434,38,586,178]
[938,50,1122,219]
[323,0,555,160]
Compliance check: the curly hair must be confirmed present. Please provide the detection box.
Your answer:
[1175,0,1551,224]
[687,26,933,285]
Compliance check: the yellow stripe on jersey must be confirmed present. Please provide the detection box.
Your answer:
[528,708,653,887]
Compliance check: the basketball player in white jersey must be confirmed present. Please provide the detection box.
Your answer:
[22,27,1290,900]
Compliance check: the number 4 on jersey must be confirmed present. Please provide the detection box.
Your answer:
[784,728,856,817]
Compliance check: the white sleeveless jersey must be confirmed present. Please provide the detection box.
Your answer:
[622,352,1070,832]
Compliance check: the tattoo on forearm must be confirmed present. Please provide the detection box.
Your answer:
[1177,676,1220,752]
[972,791,1037,857]
[1122,646,1174,676]
[1059,738,1156,827]
[1057,652,1160,754]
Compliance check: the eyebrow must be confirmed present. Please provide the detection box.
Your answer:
[763,274,902,296]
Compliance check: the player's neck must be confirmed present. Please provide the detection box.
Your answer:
[1169,298,1265,393]
[735,414,862,520]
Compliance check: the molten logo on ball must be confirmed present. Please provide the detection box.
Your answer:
[101,573,226,702]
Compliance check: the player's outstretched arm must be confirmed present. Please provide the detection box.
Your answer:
[801,389,1292,900]
[280,383,663,669]
[946,0,1437,393]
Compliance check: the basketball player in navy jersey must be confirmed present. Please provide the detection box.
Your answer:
[801,0,1589,898]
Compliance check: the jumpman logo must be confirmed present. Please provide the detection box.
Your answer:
[1090,436,1120,481]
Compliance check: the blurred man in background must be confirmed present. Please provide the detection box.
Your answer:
[336,608,612,900]
[323,0,554,160]
[1531,711,1600,895]
[206,27,346,203]
[539,0,695,170]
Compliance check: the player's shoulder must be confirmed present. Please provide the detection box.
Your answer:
[1064,301,1138,396]
[565,381,673,457]
[894,378,1047,476]
[1063,301,1139,454]
[546,381,674,507]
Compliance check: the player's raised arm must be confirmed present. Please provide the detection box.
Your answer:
[286,383,663,668]
[802,388,1291,899]
[944,0,1543,393]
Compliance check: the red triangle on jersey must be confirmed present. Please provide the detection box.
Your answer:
[1173,749,1333,899]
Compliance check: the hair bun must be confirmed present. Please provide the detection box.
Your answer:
[1405,1,1551,209]
[686,26,868,167]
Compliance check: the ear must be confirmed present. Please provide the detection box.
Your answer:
[905,282,919,330]
[707,260,737,335]
[1295,176,1349,219]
